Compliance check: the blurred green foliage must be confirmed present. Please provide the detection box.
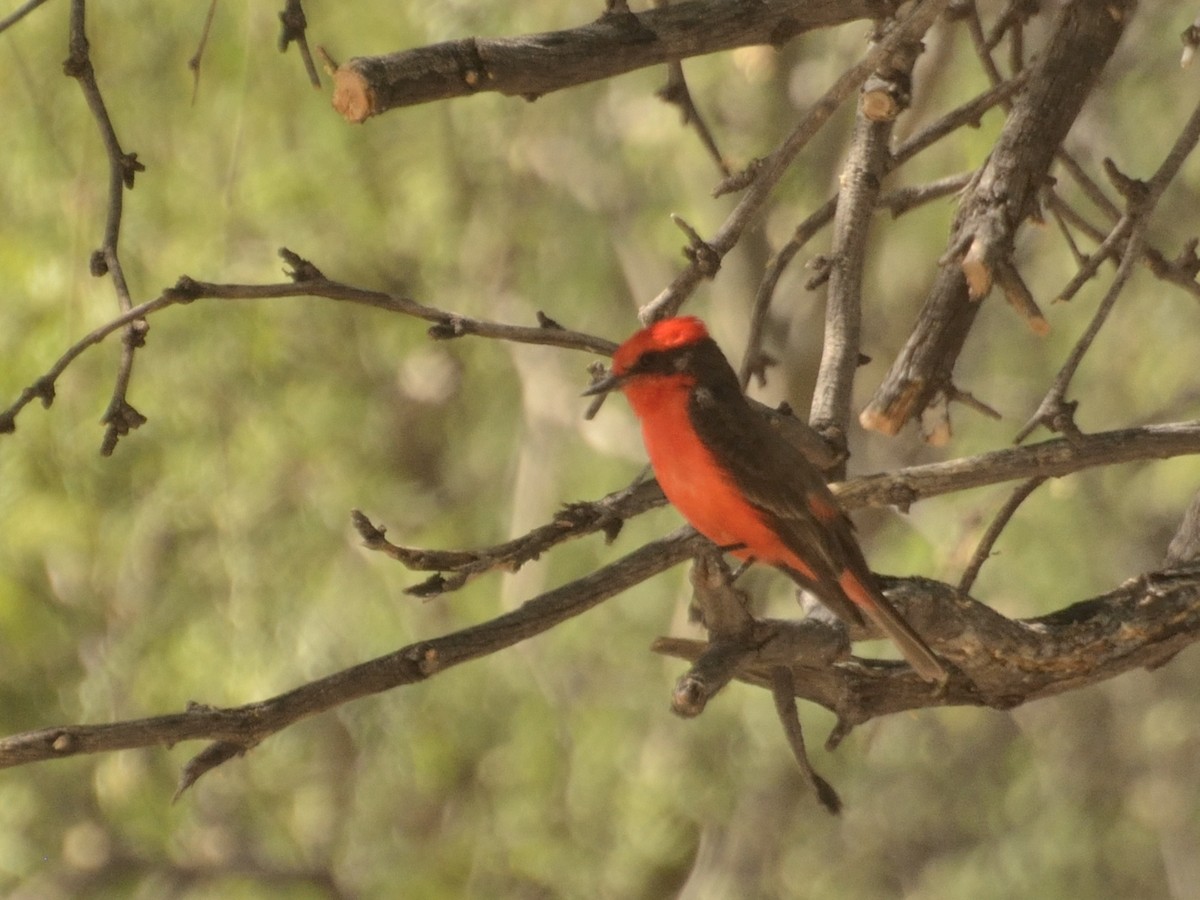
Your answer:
[3,2,1200,898]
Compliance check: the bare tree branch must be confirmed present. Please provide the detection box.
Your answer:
[352,477,663,596]
[737,70,1023,393]
[0,249,614,437]
[0,529,703,784]
[1045,190,1200,301]
[771,666,842,814]
[836,420,1200,511]
[861,0,1133,438]
[7,519,1200,794]
[278,0,320,89]
[958,476,1046,593]
[0,0,54,35]
[652,0,731,178]
[811,22,923,469]
[654,563,1200,730]
[1014,231,1142,444]
[330,0,889,122]
[64,0,150,455]
[187,0,219,103]
[1016,96,1200,443]
[641,0,952,323]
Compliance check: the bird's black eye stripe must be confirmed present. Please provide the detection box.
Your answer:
[629,348,685,375]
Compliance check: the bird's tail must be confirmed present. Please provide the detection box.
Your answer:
[837,570,947,685]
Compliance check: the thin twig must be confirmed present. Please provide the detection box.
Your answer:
[958,476,1046,592]
[279,0,321,88]
[1046,190,1200,301]
[657,61,729,175]
[1056,149,1122,223]
[1014,229,1141,443]
[0,0,53,34]
[1047,195,1090,268]
[770,667,842,814]
[64,0,150,454]
[890,69,1029,165]
[351,478,664,595]
[738,196,836,389]
[1051,120,1197,305]
[0,249,616,436]
[651,0,730,179]
[188,0,219,103]
[879,171,973,216]
[1055,212,1135,303]
[963,0,1007,87]
[1017,96,1200,443]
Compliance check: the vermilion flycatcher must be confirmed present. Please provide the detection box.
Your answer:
[585,316,946,683]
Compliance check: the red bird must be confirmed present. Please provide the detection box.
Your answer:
[586,316,946,683]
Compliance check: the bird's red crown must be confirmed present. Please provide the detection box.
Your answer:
[612,316,710,374]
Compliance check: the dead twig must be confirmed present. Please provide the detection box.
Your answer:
[64,0,151,455]
[958,476,1047,592]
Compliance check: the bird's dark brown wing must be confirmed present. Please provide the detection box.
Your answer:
[685,381,868,624]
[679,343,947,683]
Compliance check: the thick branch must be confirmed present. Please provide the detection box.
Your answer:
[861,0,1133,437]
[654,564,1200,729]
[811,26,919,466]
[332,0,887,122]
[836,420,1200,511]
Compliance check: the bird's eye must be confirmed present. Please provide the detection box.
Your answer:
[627,348,688,376]
[632,350,665,373]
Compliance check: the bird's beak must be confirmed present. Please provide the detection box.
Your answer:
[581,370,624,397]
[582,369,624,420]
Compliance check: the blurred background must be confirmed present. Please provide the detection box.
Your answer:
[2,2,1200,897]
